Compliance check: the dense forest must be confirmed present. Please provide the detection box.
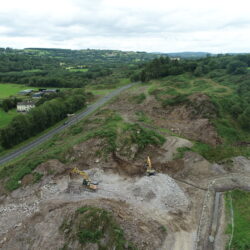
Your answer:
[0,48,212,88]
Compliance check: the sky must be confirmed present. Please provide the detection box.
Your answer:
[0,0,250,53]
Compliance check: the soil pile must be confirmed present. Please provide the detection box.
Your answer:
[130,173,189,211]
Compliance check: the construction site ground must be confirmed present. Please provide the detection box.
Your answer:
[0,86,250,250]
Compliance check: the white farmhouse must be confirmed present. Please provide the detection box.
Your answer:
[17,101,35,112]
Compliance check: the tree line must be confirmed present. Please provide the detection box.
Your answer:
[0,90,87,148]
[0,97,22,112]
[131,54,250,82]
[0,68,113,88]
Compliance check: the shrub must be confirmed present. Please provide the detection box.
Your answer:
[162,94,189,107]
[131,93,146,104]
[125,124,166,151]
[61,206,136,249]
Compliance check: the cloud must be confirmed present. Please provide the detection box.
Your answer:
[0,0,250,52]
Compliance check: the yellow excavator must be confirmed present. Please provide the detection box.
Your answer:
[70,167,98,191]
[145,156,156,176]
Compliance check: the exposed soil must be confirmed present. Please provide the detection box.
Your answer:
[108,90,221,145]
[0,87,249,250]
[1,199,166,250]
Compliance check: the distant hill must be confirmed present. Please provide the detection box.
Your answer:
[152,51,214,58]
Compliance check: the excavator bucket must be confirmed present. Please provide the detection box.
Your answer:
[146,156,156,176]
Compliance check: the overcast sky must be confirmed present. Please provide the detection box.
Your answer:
[1,0,250,53]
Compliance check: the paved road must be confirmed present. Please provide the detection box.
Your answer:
[0,83,137,166]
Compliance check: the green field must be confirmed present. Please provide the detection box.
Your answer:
[225,190,250,250]
[0,109,18,128]
[68,68,88,72]
[0,83,30,98]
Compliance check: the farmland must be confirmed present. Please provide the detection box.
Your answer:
[0,83,30,98]
[0,109,18,128]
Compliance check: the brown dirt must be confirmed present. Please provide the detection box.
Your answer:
[21,174,34,186]
[1,199,166,250]
[65,133,194,178]
[108,90,221,146]
[36,159,68,176]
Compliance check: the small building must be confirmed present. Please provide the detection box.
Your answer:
[38,88,46,92]
[18,89,34,95]
[17,101,35,112]
[42,89,59,93]
[170,57,181,61]
[32,92,43,98]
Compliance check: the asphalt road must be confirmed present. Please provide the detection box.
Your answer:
[0,83,137,166]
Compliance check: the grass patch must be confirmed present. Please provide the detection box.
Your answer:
[225,190,250,250]
[135,111,152,124]
[0,109,18,128]
[86,112,165,155]
[174,147,191,159]
[191,142,250,162]
[0,83,29,98]
[68,68,88,72]
[124,123,166,151]
[130,93,146,104]
[32,172,43,183]
[162,94,189,107]
[60,206,136,249]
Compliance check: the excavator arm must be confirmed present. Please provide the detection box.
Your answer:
[70,167,98,191]
[146,156,156,176]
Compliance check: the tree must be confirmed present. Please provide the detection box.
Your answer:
[194,65,203,76]
[238,107,250,130]
[227,60,247,74]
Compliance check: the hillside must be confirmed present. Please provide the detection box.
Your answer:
[0,53,250,250]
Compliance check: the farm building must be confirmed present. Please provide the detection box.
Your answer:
[32,92,44,98]
[18,89,34,95]
[17,101,35,112]
[42,89,59,93]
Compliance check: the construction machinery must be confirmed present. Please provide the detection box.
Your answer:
[145,156,156,176]
[70,167,98,191]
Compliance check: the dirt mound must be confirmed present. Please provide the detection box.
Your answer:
[232,156,250,173]
[187,93,218,119]
[1,199,166,250]
[36,159,68,176]
[129,174,189,210]
[176,152,216,182]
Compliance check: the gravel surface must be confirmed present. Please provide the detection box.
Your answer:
[0,170,188,241]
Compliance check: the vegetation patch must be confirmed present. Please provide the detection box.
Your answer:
[225,190,250,250]
[130,93,146,104]
[191,142,250,162]
[86,112,165,156]
[0,83,29,98]
[123,123,165,151]
[60,206,136,249]
[0,109,18,128]
[135,111,152,124]
[174,147,191,159]
[162,94,189,107]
